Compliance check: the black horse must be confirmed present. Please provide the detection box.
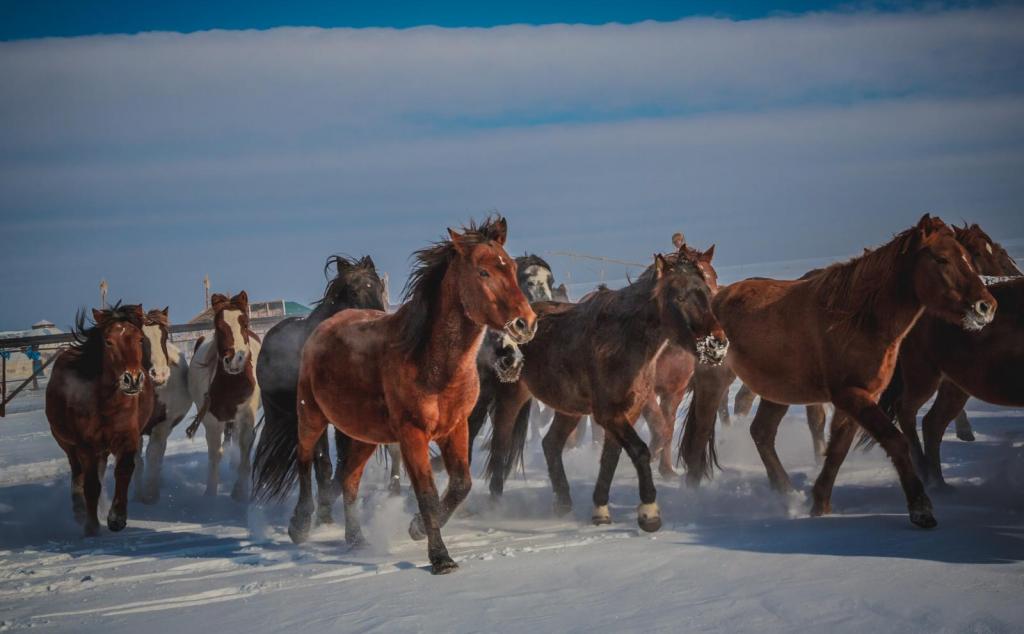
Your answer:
[252,255,386,523]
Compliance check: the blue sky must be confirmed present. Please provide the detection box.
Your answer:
[1,3,1024,329]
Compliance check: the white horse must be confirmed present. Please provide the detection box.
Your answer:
[187,291,261,502]
[134,307,192,503]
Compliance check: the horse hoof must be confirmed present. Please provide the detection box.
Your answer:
[288,518,311,544]
[956,430,976,442]
[107,513,127,532]
[659,466,678,480]
[388,477,402,497]
[637,503,662,533]
[552,499,573,517]
[317,509,335,525]
[909,500,938,529]
[809,501,831,517]
[409,515,427,541]
[685,473,703,489]
[430,556,459,575]
[346,534,368,550]
[591,505,611,526]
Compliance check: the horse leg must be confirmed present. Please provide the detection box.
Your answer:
[718,391,732,426]
[487,386,530,498]
[289,395,329,544]
[810,412,856,516]
[749,399,792,493]
[954,410,975,442]
[80,451,102,536]
[591,434,622,525]
[659,390,686,478]
[833,387,936,528]
[203,418,224,497]
[231,414,256,503]
[108,449,137,532]
[311,431,334,523]
[335,438,376,547]
[140,422,171,504]
[399,427,457,575]
[601,415,661,532]
[921,381,971,491]
[680,367,731,487]
[805,405,827,465]
[542,412,582,516]
[63,446,87,525]
[734,383,756,417]
[133,441,145,501]
[430,424,473,528]
[388,444,403,496]
[466,391,492,467]
[642,394,673,479]
[589,417,604,446]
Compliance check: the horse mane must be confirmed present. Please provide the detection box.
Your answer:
[516,253,552,273]
[314,255,379,308]
[805,225,926,333]
[66,302,145,381]
[394,215,507,359]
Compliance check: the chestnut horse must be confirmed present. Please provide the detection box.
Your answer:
[252,255,386,521]
[256,216,536,574]
[488,245,728,530]
[187,291,261,501]
[715,214,996,528]
[135,307,192,503]
[46,304,154,536]
[837,277,1023,495]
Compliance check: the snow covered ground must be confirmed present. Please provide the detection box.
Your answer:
[1,381,1022,633]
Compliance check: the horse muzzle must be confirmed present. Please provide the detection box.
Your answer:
[695,335,729,366]
[962,299,996,332]
[149,366,170,387]
[222,351,249,375]
[504,317,537,345]
[120,371,145,395]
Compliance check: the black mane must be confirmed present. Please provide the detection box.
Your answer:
[66,302,145,381]
[395,215,507,359]
[516,254,552,274]
[309,254,383,322]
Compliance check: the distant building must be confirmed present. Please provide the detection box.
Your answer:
[188,299,311,324]
[0,320,63,382]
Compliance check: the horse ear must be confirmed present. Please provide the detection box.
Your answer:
[654,254,667,279]
[491,217,508,247]
[162,306,169,317]
[448,228,468,255]
[702,244,715,262]
[129,304,145,322]
[210,293,228,310]
[362,255,375,270]
[232,290,248,307]
[91,308,105,324]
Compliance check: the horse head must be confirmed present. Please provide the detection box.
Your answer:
[211,291,255,375]
[92,303,148,395]
[516,254,556,303]
[653,245,728,365]
[142,307,172,386]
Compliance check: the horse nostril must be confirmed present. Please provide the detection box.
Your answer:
[513,318,528,332]
[975,300,994,318]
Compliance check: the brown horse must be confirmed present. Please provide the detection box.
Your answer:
[46,304,155,536]
[715,214,996,528]
[488,245,728,530]
[255,216,536,574]
[856,274,1023,491]
[641,244,719,478]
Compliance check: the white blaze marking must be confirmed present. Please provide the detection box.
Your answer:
[222,309,246,353]
[143,324,168,374]
[986,242,993,255]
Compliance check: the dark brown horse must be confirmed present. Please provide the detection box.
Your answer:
[255,216,536,574]
[46,304,155,536]
[715,215,996,528]
[488,245,728,530]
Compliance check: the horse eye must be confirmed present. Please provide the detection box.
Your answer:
[479,269,490,278]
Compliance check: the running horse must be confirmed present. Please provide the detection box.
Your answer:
[253,255,387,521]
[46,304,155,535]
[488,245,728,529]
[715,214,996,527]
[135,307,192,503]
[187,291,262,501]
[255,216,536,574]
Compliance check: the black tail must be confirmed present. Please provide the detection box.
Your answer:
[251,390,300,503]
[855,360,905,451]
[483,399,532,482]
[677,391,720,479]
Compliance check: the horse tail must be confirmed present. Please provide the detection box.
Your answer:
[251,390,299,504]
[677,391,721,479]
[855,360,905,451]
[483,399,531,482]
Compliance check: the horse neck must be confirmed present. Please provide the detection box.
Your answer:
[608,279,669,365]
[419,269,485,389]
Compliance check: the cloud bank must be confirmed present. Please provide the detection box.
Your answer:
[1,8,1023,327]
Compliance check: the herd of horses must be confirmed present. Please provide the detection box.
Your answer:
[44,214,1022,574]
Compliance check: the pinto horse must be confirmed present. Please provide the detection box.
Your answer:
[252,255,386,520]
[489,245,728,530]
[135,307,192,503]
[257,216,536,574]
[187,291,261,501]
[46,304,155,536]
[715,214,996,528]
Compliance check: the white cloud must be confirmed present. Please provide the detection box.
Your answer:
[0,7,1023,327]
